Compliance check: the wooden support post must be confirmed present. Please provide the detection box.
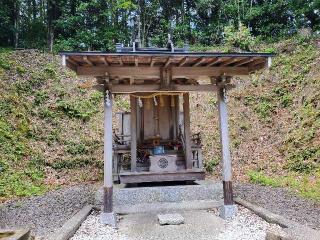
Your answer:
[130,96,137,171]
[217,86,237,218]
[170,95,176,139]
[101,91,116,227]
[175,96,180,138]
[183,93,192,169]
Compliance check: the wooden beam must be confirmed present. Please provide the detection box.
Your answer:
[207,57,221,66]
[183,93,192,169]
[178,57,188,67]
[172,66,249,77]
[119,170,205,183]
[83,56,93,66]
[77,66,249,77]
[192,57,206,67]
[110,84,234,93]
[77,66,160,78]
[130,96,137,171]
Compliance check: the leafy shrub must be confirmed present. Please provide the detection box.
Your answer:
[247,171,281,187]
[34,90,49,105]
[65,142,88,155]
[244,95,275,120]
[0,170,46,198]
[204,158,219,173]
[44,64,57,79]
[224,23,255,51]
[16,65,26,74]
[254,97,275,120]
[0,50,11,70]
[38,107,58,119]
[57,91,102,120]
[287,148,319,173]
[50,157,97,170]
[272,87,293,107]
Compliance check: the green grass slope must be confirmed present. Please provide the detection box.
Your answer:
[0,49,105,201]
[190,37,320,201]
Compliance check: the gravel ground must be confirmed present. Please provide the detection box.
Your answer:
[1,182,319,238]
[215,206,280,240]
[235,183,320,230]
[0,184,98,238]
[70,212,130,240]
[71,206,280,240]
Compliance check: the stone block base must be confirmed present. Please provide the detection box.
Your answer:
[219,204,237,219]
[101,212,117,228]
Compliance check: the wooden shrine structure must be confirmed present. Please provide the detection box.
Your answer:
[60,41,273,226]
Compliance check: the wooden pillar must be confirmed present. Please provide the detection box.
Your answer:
[130,96,137,171]
[183,93,193,169]
[217,86,236,218]
[101,91,116,227]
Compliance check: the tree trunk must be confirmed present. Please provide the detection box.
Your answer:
[47,0,56,52]
[13,0,20,48]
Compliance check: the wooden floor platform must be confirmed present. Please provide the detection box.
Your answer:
[119,169,205,184]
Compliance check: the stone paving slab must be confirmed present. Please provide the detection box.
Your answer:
[118,210,225,240]
[158,213,184,225]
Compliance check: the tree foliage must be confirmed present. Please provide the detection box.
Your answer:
[0,0,319,51]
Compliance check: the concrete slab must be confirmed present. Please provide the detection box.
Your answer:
[95,180,223,213]
[118,210,225,240]
[48,205,92,240]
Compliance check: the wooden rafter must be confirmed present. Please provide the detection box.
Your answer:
[164,57,171,68]
[178,57,188,67]
[118,56,124,66]
[192,57,206,67]
[249,58,265,67]
[220,57,245,67]
[150,57,155,67]
[134,56,138,67]
[83,56,93,66]
[206,57,221,67]
[98,56,109,66]
[66,56,78,66]
[233,57,253,67]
